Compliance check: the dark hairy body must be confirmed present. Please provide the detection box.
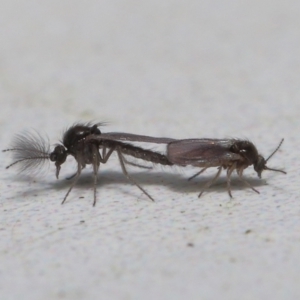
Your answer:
[4,123,173,205]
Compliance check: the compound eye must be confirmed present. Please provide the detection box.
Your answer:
[254,156,266,178]
[49,152,57,162]
[49,145,67,163]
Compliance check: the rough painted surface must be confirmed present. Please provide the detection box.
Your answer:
[1,1,299,299]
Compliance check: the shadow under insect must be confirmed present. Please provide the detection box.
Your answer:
[39,167,270,201]
[175,169,267,196]
[2,166,270,204]
[48,169,176,198]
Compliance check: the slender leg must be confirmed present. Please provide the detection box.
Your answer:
[188,167,208,181]
[61,163,82,205]
[116,148,155,202]
[92,145,101,206]
[101,146,115,163]
[101,146,106,159]
[198,167,222,198]
[66,147,104,181]
[237,168,260,194]
[226,164,236,198]
[101,146,151,169]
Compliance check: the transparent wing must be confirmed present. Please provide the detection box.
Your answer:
[88,132,175,144]
[167,139,241,167]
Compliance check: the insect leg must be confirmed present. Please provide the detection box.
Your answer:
[116,147,154,202]
[188,167,208,181]
[236,168,260,194]
[226,164,236,198]
[100,146,115,163]
[101,145,151,169]
[198,166,222,198]
[61,163,82,205]
[91,145,101,206]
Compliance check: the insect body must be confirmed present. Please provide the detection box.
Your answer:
[4,123,286,203]
[4,123,173,206]
[167,138,286,197]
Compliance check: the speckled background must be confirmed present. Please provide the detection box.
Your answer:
[1,1,300,299]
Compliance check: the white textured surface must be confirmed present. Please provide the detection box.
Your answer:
[1,1,300,299]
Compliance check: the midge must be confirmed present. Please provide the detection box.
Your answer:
[167,138,286,197]
[87,133,286,197]
[3,123,174,206]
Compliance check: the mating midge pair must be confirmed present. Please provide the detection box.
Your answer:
[3,123,286,205]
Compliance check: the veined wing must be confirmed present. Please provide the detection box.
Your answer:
[167,139,241,167]
[88,132,175,144]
